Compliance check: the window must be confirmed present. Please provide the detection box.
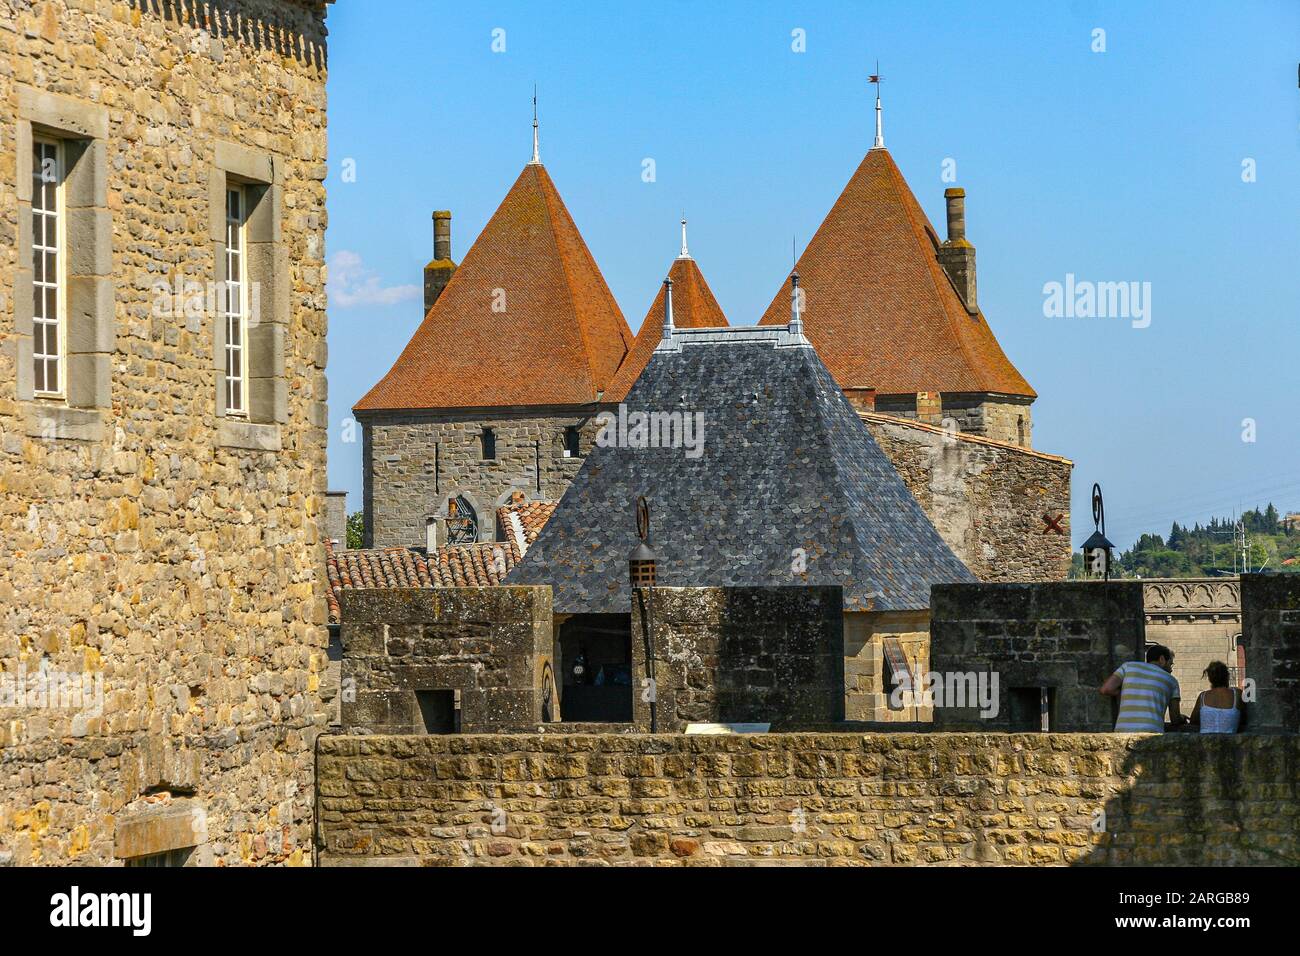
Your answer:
[126,847,192,868]
[563,425,581,459]
[223,186,248,416]
[480,427,496,460]
[446,495,479,544]
[32,138,64,398]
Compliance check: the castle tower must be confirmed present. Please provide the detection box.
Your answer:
[354,158,633,547]
[757,136,1036,447]
[604,222,729,402]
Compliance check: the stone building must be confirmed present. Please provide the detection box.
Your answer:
[353,154,634,550]
[0,0,332,866]
[508,310,977,723]
[757,134,1037,447]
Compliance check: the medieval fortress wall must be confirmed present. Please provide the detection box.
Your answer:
[0,0,329,865]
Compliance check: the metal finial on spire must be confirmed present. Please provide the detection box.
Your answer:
[678,218,691,259]
[870,62,884,149]
[530,85,540,165]
[661,277,675,340]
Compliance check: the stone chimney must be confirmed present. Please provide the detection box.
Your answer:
[423,210,456,313]
[325,490,348,547]
[938,188,977,314]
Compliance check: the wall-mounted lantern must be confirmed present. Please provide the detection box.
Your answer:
[628,496,657,586]
[1081,482,1115,581]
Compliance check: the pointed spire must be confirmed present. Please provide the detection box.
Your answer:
[529,84,541,165]
[870,62,884,149]
[661,277,675,340]
[678,217,691,259]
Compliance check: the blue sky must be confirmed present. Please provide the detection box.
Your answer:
[324,0,1300,552]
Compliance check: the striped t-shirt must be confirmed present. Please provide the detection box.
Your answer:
[1113,661,1181,733]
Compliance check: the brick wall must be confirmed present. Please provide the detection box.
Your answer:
[316,732,1300,866]
[862,414,1071,582]
[0,0,330,866]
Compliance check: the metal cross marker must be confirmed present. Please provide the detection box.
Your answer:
[1041,513,1065,535]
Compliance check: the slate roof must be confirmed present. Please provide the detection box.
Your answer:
[508,324,976,614]
[756,147,1034,399]
[354,162,633,412]
[325,537,522,624]
[605,255,729,402]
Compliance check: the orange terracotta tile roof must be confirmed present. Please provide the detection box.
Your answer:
[605,255,729,401]
[757,147,1035,399]
[354,162,633,412]
[496,498,558,552]
[325,537,522,624]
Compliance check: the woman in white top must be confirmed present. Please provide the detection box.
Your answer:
[1189,660,1247,734]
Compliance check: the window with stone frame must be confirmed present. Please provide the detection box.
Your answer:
[15,87,113,438]
[563,425,582,458]
[480,427,497,460]
[211,142,288,448]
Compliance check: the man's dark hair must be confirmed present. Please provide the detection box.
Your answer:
[1145,644,1173,664]
[1204,661,1230,687]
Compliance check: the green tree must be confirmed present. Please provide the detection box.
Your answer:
[346,511,365,549]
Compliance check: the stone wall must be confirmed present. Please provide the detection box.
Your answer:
[340,587,557,735]
[862,413,1071,582]
[358,407,598,548]
[0,0,330,865]
[316,732,1300,866]
[929,582,1144,731]
[871,394,1034,448]
[629,587,845,732]
[1143,578,1241,700]
[843,609,931,722]
[1240,574,1300,733]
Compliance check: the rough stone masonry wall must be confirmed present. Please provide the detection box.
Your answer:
[339,586,556,735]
[359,408,599,548]
[929,582,1145,732]
[316,732,1300,866]
[0,0,329,865]
[628,587,845,732]
[1240,573,1300,733]
[863,414,1071,582]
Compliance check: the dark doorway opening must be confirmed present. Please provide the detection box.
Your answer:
[558,614,633,722]
[1008,686,1055,731]
[415,689,459,734]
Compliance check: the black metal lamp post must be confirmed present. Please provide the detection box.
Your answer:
[629,496,658,732]
[1082,482,1115,581]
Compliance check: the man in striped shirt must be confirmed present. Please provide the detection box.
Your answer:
[1100,644,1186,733]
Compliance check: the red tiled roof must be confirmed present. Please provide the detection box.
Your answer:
[757,147,1035,399]
[605,256,729,401]
[325,537,522,624]
[354,163,633,412]
[497,498,558,551]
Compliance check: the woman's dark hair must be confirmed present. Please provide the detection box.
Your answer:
[1203,661,1230,688]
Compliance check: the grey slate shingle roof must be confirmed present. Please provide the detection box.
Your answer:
[508,326,976,613]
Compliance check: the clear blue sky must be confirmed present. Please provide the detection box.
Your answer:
[324,0,1300,552]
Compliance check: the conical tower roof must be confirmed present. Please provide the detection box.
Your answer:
[355,163,633,412]
[509,323,976,614]
[605,255,729,402]
[758,147,1034,399]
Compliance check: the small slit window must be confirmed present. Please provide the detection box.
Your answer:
[480,427,496,460]
[563,425,581,458]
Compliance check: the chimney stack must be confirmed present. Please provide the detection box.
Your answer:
[424,210,456,313]
[938,188,978,314]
